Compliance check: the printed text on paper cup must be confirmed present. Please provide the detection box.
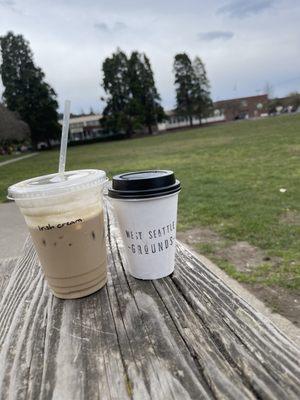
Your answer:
[124,221,176,255]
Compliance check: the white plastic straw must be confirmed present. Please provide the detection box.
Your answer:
[58,100,71,174]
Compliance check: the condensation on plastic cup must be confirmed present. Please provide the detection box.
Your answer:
[108,170,181,280]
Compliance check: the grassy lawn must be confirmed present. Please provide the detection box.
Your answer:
[1,114,299,291]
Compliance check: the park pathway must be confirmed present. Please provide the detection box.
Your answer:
[0,153,38,258]
[0,202,28,259]
[0,152,38,167]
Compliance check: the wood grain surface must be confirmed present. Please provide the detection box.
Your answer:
[0,210,299,400]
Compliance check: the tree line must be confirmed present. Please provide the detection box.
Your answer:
[0,31,212,147]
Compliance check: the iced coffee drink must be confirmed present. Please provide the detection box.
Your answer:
[8,169,108,299]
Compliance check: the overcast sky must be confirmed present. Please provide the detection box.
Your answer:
[0,0,300,113]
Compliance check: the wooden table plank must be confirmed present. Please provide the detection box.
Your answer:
[155,244,300,399]
[0,209,299,400]
[0,257,16,303]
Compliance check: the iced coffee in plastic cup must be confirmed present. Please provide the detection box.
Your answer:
[108,170,181,280]
[8,169,107,299]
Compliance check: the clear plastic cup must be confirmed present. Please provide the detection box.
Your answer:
[8,170,107,299]
[108,170,181,279]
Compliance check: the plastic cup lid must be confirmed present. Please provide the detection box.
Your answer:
[8,169,107,200]
[108,170,180,199]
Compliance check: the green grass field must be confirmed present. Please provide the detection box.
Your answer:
[1,114,299,290]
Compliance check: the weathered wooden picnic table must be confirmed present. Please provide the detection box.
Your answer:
[0,207,299,400]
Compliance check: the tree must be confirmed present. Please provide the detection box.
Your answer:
[0,103,30,145]
[0,31,60,148]
[192,57,212,124]
[267,98,283,115]
[128,52,165,134]
[101,49,164,136]
[101,49,133,136]
[173,53,212,126]
[173,53,195,126]
[288,92,300,111]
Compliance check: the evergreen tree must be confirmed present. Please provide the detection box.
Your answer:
[173,53,195,126]
[101,49,133,136]
[0,31,60,148]
[101,49,165,136]
[128,52,165,134]
[192,57,212,124]
[173,53,212,126]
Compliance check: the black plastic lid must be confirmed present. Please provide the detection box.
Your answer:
[108,170,181,199]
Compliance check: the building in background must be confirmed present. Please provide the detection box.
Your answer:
[157,111,225,131]
[58,114,103,141]
[58,93,299,140]
[158,94,270,131]
[214,94,269,121]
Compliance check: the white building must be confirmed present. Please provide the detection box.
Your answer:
[59,110,225,141]
[157,110,225,131]
[59,114,103,141]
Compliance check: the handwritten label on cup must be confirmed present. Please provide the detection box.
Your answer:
[38,219,83,231]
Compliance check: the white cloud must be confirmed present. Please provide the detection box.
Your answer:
[94,22,109,32]
[198,31,234,41]
[217,0,275,18]
[94,21,127,33]
[0,0,299,112]
[0,0,14,5]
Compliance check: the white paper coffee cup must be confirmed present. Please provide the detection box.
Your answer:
[108,170,180,279]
